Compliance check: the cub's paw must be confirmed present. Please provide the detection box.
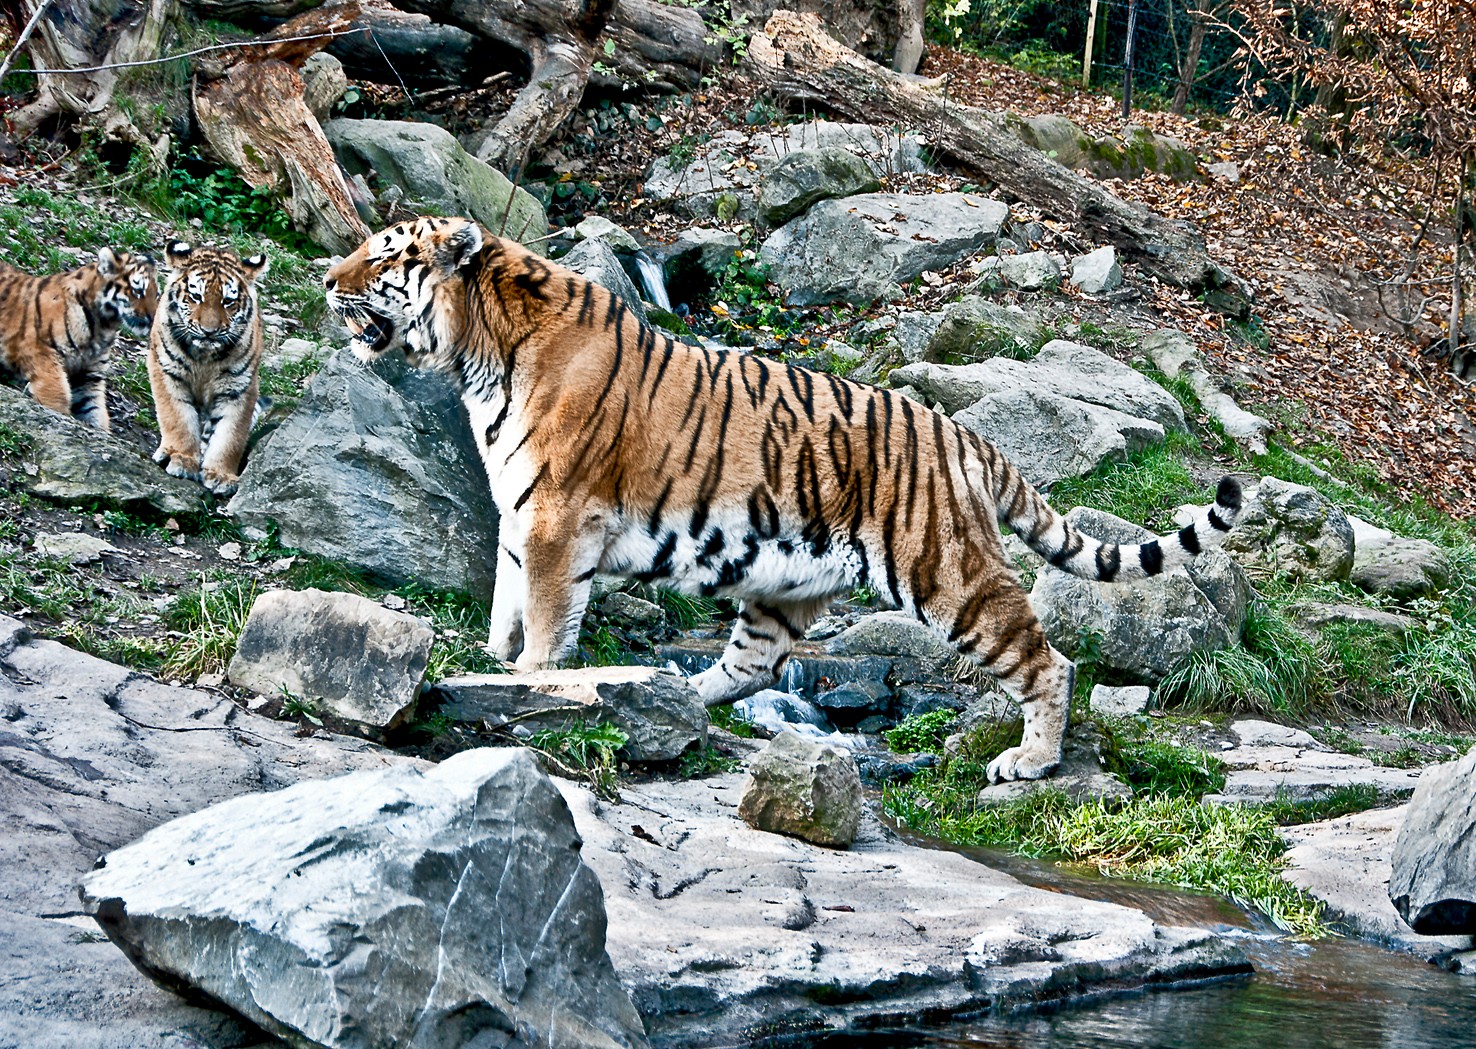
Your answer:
[201,468,239,497]
[164,455,201,482]
[986,746,1060,784]
[151,445,169,465]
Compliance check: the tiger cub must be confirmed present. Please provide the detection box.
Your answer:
[148,240,268,496]
[0,249,158,431]
[325,217,1244,783]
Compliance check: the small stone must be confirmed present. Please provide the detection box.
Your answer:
[997,250,1062,291]
[597,591,664,629]
[227,588,434,737]
[574,215,642,253]
[1091,684,1151,718]
[1207,161,1241,183]
[382,593,407,610]
[34,532,118,565]
[739,732,863,847]
[1069,246,1123,294]
[216,542,241,561]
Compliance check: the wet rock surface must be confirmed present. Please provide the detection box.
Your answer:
[1389,745,1476,935]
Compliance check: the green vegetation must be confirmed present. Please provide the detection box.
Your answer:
[678,743,740,778]
[710,703,758,738]
[1262,784,1380,827]
[1048,433,1204,531]
[160,575,259,679]
[528,721,629,798]
[884,716,1331,935]
[885,709,958,753]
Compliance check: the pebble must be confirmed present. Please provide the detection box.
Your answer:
[217,542,242,561]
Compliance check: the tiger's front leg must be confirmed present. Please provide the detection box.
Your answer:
[511,504,606,671]
[148,342,202,480]
[486,542,528,662]
[199,381,258,496]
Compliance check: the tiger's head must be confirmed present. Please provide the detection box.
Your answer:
[324,216,485,365]
[162,241,269,348]
[94,248,159,335]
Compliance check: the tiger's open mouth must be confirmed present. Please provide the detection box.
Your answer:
[338,305,397,355]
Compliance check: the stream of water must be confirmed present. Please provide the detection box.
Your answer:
[799,839,1476,1049]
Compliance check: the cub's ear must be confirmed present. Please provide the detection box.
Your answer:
[240,252,270,283]
[165,240,193,266]
[435,218,484,273]
[96,247,121,277]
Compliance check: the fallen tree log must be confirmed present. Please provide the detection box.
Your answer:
[192,2,369,252]
[746,11,1248,310]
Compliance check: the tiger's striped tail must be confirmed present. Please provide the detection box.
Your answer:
[995,460,1243,583]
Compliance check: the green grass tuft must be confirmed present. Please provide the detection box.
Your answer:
[885,709,958,754]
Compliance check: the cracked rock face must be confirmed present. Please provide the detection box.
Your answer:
[80,748,648,1049]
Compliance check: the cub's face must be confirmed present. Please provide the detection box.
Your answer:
[162,241,269,346]
[324,216,484,363]
[96,249,159,335]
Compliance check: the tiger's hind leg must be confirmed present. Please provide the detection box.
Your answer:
[70,368,110,433]
[689,598,828,707]
[943,587,1074,782]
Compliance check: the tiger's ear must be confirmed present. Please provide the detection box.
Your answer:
[165,240,193,266]
[96,247,121,277]
[240,252,270,283]
[435,219,484,273]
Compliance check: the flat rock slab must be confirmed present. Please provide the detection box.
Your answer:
[434,666,707,762]
[80,749,648,1049]
[0,384,207,516]
[1205,739,1424,804]
[228,588,434,737]
[1281,806,1474,961]
[892,340,1187,430]
[561,773,1249,1048]
[0,615,400,1048]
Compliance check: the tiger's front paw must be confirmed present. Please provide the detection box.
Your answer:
[986,745,1061,784]
[202,468,239,497]
[163,453,200,482]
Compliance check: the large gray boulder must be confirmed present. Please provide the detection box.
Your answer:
[561,237,647,320]
[757,146,880,226]
[892,340,1187,430]
[433,666,707,762]
[644,122,926,219]
[1070,246,1124,294]
[953,389,1164,488]
[1030,508,1250,680]
[925,296,1044,362]
[326,117,548,243]
[1223,477,1355,582]
[0,616,397,1049]
[739,731,863,847]
[80,748,648,1049]
[761,192,1009,305]
[1348,516,1450,599]
[825,610,958,675]
[1008,113,1198,181]
[1390,746,1476,935]
[229,349,498,595]
[996,250,1062,291]
[228,588,434,736]
[0,384,207,515]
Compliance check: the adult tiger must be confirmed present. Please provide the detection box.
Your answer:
[148,240,268,496]
[325,217,1243,782]
[0,248,158,431]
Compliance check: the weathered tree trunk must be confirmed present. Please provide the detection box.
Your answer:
[747,12,1247,309]
[599,0,723,90]
[1170,6,1209,115]
[733,0,927,73]
[10,0,174,144]
[193,2,369,252]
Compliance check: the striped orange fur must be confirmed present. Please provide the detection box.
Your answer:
[326,217,1243,782]
[148,240,268,496]
[0,249,157,431]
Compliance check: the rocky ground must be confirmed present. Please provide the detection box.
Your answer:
[1,40,1475,1049]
